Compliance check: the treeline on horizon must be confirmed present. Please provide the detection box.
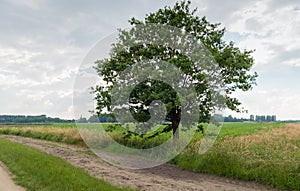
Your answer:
[0,115,74,123]
[81,114,278,123]
[0,114,286,124]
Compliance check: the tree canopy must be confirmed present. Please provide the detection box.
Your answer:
[92,1,257,138]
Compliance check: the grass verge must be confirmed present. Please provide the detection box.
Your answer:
[0,138,135,191]
[0,126,85,146]
[174,123,300,191]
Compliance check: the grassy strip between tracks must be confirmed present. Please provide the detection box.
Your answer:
[0,138,135,191]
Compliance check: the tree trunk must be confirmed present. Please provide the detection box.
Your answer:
[172,119,180,140]
[171,106,181,141]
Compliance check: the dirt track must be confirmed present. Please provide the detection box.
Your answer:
[0,161,25,191]
[0,135,277,191]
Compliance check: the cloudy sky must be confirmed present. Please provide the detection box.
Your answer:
[1,0,300,120]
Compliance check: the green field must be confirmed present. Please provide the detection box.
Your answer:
[0,122,299,190]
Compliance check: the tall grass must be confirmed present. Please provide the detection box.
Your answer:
[0,126,85,146]
[174,123,300,191]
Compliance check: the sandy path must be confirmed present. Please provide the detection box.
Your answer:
[1,135,277,191]
[0,162,25,191]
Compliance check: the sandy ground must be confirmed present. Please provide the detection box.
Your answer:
[0,135,278,191]
[0,161,25,191]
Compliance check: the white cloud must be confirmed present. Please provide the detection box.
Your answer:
[226,0,300,70]
[229,87,300,120]
[4,0,46,10]
[282,58,300,67]
[44,100,54,107]
[0,0,300,120]
[194,0,300,119]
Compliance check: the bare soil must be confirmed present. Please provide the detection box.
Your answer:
[1,135,277,191]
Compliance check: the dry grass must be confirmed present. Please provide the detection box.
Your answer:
[0,127,84,145]
[222,123,300,147]
[176,123,300,190]
[216,123,300,165]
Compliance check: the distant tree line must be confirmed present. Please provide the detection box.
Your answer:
[0,115,74,123]
[77,114,278,123]
[76,114,117,123]
[223,115,249,122]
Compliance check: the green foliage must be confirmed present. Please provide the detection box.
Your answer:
[0,115,74,123]
[88,114,117,123]
[93,0,257,137]
[0,138,134,191]
[103,124,173,149]
[105,124,118,132]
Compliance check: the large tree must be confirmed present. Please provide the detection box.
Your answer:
[93,1,257,139]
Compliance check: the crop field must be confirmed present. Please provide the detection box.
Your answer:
[175,123,300,190]
[0,122,299,190]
